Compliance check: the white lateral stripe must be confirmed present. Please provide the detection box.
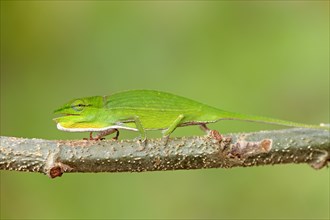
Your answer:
[56,123,138,132]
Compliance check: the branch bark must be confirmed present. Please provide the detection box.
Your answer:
[0,127,329,178]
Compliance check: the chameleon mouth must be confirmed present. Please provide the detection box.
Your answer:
[52,113,80,122]
[54,113,80,117]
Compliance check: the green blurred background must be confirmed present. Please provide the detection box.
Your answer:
[1,1,329,219]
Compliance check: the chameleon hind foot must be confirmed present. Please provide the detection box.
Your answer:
[200,124,223,143]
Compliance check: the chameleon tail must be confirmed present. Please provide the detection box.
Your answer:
[215,110,329,130]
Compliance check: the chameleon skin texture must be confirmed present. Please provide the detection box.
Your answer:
[53,90,327,137]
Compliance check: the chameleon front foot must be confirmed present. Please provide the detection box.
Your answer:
[83,132,105,141]
[83,129,119,141]
[111,129,120,140]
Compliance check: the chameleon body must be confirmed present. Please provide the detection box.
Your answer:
[53,90,327,140]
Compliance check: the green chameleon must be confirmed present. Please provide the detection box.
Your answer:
[53,90,328,141]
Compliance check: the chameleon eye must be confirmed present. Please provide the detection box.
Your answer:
[71,99,85,112]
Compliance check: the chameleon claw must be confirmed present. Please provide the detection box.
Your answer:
[135,137,147,148]
[161,135,170,146]
[141,136,148,144]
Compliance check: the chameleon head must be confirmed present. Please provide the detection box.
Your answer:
[53,96,106,132]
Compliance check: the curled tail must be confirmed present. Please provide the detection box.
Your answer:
[214,109,329,130]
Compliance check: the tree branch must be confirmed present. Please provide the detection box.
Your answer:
[0,127,329,178]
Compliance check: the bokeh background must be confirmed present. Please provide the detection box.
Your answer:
[1,1,329,219]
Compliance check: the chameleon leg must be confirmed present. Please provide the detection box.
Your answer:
[95,128,120,140]
[115,116,146,142]
[120,116,146,142]
[83,132,98,140]
[112,129,120,140]
[163,114,185,138]
[200,124,210,133]
[200,124,223,142]
[86,129,119,140]
[132,116,146,142]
